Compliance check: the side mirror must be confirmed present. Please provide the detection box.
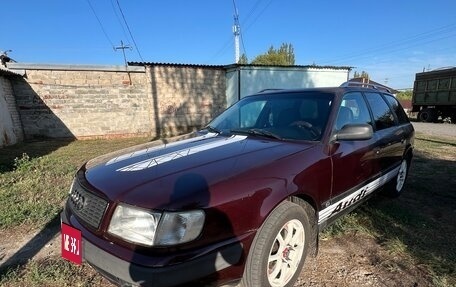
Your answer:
[332,124,373,141]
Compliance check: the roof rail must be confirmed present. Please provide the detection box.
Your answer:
[340,81,391,93]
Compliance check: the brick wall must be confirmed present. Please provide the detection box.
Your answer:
[147,65,226,137]
[0,75,23,147]
[11,66,151,139]
[8,64,226,140]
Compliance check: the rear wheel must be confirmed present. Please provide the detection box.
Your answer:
[418,108,437,122]
[384,159,409,197]
[451,113,456,124]
[242,201,310,287]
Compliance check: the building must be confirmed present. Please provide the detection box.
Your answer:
[3,62,351,145]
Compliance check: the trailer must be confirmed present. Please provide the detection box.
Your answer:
[412,67,456,122]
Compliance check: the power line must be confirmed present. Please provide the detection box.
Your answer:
[322,22,456,65]
[110,0,131,44]
[240,32,248,60]
[85,0,115,48]
[208,0,275,63]
[340,32,456,66]
[207,39,233,64]
[243,0,274,33]
[241,0,263,28]
[115,0,144,62]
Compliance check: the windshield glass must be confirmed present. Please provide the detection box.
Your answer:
[208,92,334,141]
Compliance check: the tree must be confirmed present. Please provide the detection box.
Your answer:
[396,90,413,100]
[353,70,370,79]
[238,53,248,64]
[250,43,295,66]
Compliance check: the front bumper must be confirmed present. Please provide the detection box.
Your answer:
[61,210,244,287]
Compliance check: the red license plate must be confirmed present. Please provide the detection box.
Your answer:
[61,223,82,264]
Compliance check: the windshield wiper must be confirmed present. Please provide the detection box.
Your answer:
[205,125,222,134]
[231,128,282,140]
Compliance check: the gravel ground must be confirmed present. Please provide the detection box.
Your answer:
[412,122,456,139]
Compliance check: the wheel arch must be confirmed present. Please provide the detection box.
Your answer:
[404,144,414,165]
[288,195,318,257]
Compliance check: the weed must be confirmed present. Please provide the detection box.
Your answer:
[0,137,149,229]
[0,258,109,287]
[13,153,32,172]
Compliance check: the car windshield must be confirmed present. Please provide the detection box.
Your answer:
[207,92,334,141]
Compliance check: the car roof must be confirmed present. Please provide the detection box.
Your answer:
[250,86,394,98]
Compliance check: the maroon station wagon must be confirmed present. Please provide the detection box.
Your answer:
[61,84,414,287]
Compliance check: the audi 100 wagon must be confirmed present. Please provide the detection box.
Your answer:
[61,83,414,287]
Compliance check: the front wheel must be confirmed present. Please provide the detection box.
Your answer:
[241,201,311,287]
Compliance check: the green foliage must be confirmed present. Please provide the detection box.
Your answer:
[13,153,32,171]
[396,90,413,100]
[353,70,370,79]
[250,43,295,65]
[0,137,149,229]
[238,53,248,64]
[0,258,109,286]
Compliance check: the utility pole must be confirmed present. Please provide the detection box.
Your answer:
[114,40,132,69]
[232,0,240,63]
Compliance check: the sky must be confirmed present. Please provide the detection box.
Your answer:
[2,0,456,89]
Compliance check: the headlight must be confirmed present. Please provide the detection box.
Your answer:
[154,211,205,245]
[107,204,205,246]
[108,204,161,246]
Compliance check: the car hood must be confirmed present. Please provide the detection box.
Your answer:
[83,132,314,209]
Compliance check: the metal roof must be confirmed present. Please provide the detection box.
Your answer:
[0,66,23,77]
[128,62,226,69]
[128,62,352,71]
[7,62,144,72]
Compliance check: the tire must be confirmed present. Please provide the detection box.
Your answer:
[241,201,310,287]
[384,159,409,197]
[451,113,456,124]
[418,108,437,122]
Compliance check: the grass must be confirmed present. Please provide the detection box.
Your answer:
[0,134,455,286]
[0,138,150,230]
[322,134,456,286]
[0,258,108,287]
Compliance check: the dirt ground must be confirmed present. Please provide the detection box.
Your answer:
[1,226,430,287]
[0,215,432,287]
[297,235,428,287]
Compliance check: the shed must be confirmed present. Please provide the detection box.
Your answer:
[226,64,352,105]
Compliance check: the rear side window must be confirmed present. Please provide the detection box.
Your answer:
[365,92,396,131]
[383,94,409,124]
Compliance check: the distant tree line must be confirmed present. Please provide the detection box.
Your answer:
[238,43,295,66]
[353,71,370,79]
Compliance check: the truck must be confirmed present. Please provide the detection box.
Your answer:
[412,67,456,122]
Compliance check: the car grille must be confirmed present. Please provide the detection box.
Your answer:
[68,179,108,229]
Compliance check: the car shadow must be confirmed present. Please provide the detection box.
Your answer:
[415,137,456,147]
[0,212,61,276]
[0,139,73,173]
[128,172,243,287]
[358,152,456,283]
